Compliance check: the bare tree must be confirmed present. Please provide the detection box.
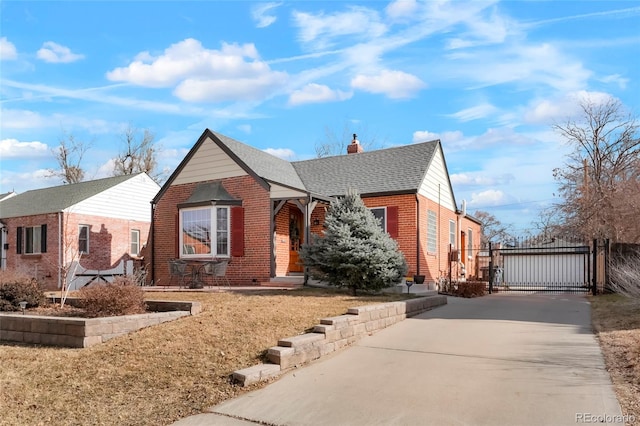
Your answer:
[315,121,387,157]
[113,125,161,181]
[552,97,640,242]
[473,210,513,247]
[49,133,89,184]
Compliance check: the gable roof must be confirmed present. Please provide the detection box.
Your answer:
[292,141,439,197]
[0,174,143,219]
[155,128,449,203]
[213,131,305,190]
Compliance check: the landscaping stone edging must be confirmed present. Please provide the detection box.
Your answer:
[0,299,202,348]
[232,295,447,386]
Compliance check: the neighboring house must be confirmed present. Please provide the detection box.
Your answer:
[151,129,481,287]
[0,173,160,288]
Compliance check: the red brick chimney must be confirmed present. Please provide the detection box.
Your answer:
[347,133,364,154]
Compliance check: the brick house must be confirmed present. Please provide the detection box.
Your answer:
[0,173,160,288]
[150,129,481,287]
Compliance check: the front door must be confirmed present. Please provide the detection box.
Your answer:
[289,209,304,273]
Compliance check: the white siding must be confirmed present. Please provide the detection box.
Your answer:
[173,136,247,185]
[270,183,307,199]
[418,145,456,210]
[68,174,160,221]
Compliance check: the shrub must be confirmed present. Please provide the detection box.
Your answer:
[78,276,146,318]
[455,281,486,298]
[0,270,45,311]
[300,190,408,296]
[609,250,640,298]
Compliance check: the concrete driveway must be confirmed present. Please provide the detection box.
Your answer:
[174,294,623,426]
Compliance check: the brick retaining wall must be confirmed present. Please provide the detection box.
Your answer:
[233,295,447,386]
[0,299,202,348]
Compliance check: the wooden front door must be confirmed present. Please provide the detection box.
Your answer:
[289,209,304,273]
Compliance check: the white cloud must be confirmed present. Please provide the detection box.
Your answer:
[0,37,17,60]
[351,69,425,99]
[524,90,616,124]
[107,39,288,102]
[264,148,295,160]
[448,103,499,122]
[0,169,58,194]
[288,83,352,106]
[450,172,515,186]
[469,189,509,207]
[292,6,387,50]
[237,124,252,134]
[0,138,50,158]
[445,8,516,50]
[36,41,84,63]
[599,73,629,89]
[385,0,419,21]
[0,108,117,134]
[251,2,282,28]
[412,130,464,144]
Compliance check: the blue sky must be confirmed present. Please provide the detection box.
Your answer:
[1,1,639,233]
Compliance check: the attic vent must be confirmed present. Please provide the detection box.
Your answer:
[347,133,364,154]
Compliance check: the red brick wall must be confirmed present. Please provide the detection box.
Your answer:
[362,194,418,275]
[152,176,271,286]
[2,213,150,289]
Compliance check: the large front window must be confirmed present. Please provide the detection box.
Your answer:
[180,207,229,258]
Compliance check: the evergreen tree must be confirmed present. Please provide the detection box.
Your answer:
[300,191,408,295]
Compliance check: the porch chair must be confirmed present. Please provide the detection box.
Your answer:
[202,260,230,288]
[168,259,189,288]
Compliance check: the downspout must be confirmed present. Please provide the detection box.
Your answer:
[150,202,156,286]
[415,194,420,276]
[58,211,62,289]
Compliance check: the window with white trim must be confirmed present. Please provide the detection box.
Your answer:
[180,206,229,258]
[449,220,456,248]
[78,225,89,254]
[467,228,473,258]
[131,229,140,256]
[25,226,43,254]
[369,207,386,232]
[427,210,437,253]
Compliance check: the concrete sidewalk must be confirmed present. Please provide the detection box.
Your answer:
[173,294,623,426]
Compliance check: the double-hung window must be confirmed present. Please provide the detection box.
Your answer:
[449,220,456,248]
[78,225,89,254]
[25,226,43,254]
[467,229,473,258]
[180,206,229,258]
[370,207,386,233]
[17,225,47,255]
[130,229,140,256]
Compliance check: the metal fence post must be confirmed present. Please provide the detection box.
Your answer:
[488,242,493,294]
[592,239,598,295]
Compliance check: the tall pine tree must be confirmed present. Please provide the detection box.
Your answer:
[300,191,407,295]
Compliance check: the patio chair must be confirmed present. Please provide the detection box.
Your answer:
[168,259,189,288]
[202,260,230,288]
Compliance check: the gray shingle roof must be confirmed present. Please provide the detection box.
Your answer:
[0,174,140,219]
[292,141,439,197]
[213,131,306,190]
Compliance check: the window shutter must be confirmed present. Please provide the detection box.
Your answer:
[41,224,47,253]
[231,206,244,257]
[17,227,22,254]
[387,206,399,239]
[174,213,179,258]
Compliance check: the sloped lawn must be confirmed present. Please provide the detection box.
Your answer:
[591,294,640,425]
[0,288,411,426]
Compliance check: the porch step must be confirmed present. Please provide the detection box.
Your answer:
[260,276,304,288]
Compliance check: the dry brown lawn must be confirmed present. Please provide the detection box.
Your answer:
[0,288,411,426]
[590,294,640,425]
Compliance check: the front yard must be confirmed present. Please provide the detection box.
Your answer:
[590,294,640,424]
[0,288,410,426]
